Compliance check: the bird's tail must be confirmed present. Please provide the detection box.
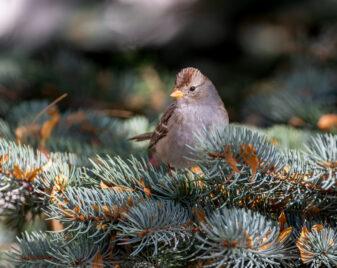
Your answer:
[128,132,152,142]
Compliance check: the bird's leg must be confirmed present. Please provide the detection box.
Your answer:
[149,152,159,168]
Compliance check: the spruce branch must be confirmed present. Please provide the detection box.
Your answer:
[116,200,192,256]
[2,120,337,267]
[44,186,144,240]
[8,100,148,158]
[0,137,85,229]
[192,125,337,214]
[195,208,294,268]
[8,231,112,267]
[304,133,337,190]
[296,225,337,267]
[86,155,212,206]
[0,138,49,228]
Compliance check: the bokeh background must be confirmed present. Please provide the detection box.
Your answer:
[0,0,337,260]
[1,0,336,124]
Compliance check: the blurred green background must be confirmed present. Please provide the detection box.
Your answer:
[0,0,336,125]
[0,0,337,260]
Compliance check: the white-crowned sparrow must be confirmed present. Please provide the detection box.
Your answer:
[129,67,229,168]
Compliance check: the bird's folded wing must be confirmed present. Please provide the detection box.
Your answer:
[149,101,177,149]
[128,100,177,149]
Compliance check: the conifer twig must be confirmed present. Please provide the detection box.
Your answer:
[30,93,68,126]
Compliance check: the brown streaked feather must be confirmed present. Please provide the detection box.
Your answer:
[149,100,177,149]
[128,101,177,149]
[175,67,205,89]
[128,132,152,142]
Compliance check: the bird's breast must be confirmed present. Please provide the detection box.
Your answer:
[170,105,224,146]
[155,104,228,168]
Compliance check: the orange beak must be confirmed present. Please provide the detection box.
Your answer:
[170,88,184,98]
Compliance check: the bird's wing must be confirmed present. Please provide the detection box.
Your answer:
[149,100,177,150]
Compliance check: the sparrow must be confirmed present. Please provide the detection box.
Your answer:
[129,67,229,168]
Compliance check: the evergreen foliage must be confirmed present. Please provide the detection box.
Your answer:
[1,0,337,266]
[0,101,336,267]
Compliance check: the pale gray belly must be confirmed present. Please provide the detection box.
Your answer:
[155,106,227,168]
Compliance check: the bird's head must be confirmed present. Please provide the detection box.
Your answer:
[170,67,219,105]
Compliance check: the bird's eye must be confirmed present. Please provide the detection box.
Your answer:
[189,86,196,91]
